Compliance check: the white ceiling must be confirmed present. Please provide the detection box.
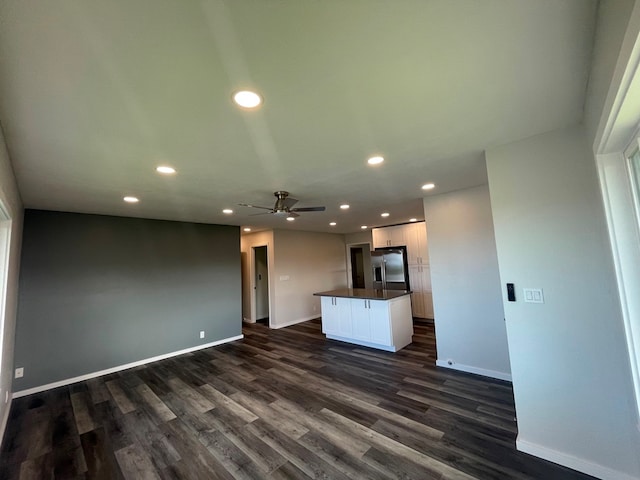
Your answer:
[0,0,597,233]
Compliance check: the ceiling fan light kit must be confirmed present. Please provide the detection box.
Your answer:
[239,191,325,220]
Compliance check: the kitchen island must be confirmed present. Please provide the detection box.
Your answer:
[313,288,413,352]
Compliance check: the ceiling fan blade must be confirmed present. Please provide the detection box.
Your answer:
[291,206,326,212]
[282,197,298,209]
[249,211,274,216]
[238,203,273,210]
[288,212,300,218]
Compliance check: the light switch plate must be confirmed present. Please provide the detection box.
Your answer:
[523,288,544,303]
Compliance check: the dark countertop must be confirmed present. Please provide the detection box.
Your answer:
[313,288,412,300]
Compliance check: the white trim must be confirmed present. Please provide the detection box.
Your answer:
[249,243,272,327]
[593,1,640,155]
[12,334,243,398]
[517,438,639,480]
[436,359,512,382]
[271,315,319,329]
[597,152,640,426]
[242,317,255,324]
[0,396,12,447]
[345,241,372,289]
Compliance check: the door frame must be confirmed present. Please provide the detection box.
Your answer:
[0,201,11,399]
[250,244,272,328]
[346,242,372,289]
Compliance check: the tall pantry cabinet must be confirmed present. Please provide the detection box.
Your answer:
[372,222,434,319]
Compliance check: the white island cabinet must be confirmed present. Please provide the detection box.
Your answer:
[315,289,413,352]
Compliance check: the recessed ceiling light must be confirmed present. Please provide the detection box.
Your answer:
[286,217,295,222]
[381,212,390,217]
[243,227,251,232]
[233,90,262,109]
[410,218,417,222]
[329,222,337,226]
[361,225,368,229]
[156,166,176,175]
[123,196,139,203]
[340,204,350,210]
[367,156,384,165]
[422,183,435,190]
[222,209,233,214]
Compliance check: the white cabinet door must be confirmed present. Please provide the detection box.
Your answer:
[369,300,391,344]
[321,297,339,334]
[411,292,424,318]
[422,292,434,319]
[373,225,407,248]
[407,222,428,265]
[351,299,371,340]
[372,228,389,248]
[336,297,352,337]
[420,265,432,291]
[388,225,406,247]
[408,264,423,318]
[408,264,422,291]
[405,223,420,265]
[408,265,433,318]
[416,222,429,265]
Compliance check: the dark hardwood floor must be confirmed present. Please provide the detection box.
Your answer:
[0,319,596,479]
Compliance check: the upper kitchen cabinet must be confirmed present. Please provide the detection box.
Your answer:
[372,225,406,248]
[406,222,429,265]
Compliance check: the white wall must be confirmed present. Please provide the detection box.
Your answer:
[240,230,275,323]
[423,184,510,380]
[0,127,23,438]
[272,229,347,328]
[486,125,640,480]
[344,230,372,245]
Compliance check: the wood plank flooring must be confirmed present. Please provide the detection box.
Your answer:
[0,319,596,479]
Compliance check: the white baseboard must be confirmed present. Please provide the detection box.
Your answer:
[517,437,639,480]
[271,315,320,329]
[242,317,255,324]
[12,334,244,398]
[0,397,12,448]
[435,359,512,382]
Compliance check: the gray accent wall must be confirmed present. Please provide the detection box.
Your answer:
[14,210,241,391]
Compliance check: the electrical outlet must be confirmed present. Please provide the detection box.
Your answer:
[200,331,205,339]
[15,367,23,379]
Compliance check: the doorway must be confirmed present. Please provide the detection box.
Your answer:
[253,245,269,325]
[347,243,372,289]
[350,247,365,288]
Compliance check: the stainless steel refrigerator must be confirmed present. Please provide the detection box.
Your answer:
[371,247,410,290]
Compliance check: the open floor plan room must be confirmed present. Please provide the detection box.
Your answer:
[0,320,594,479]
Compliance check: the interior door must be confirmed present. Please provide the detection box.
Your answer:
[254,246,269,321]
[350,247,365,288]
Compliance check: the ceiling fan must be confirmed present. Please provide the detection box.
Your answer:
[239,191,326,218]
